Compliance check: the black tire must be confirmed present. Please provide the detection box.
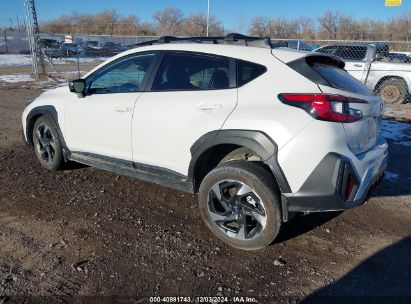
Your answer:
[377,78,408,104]
[32,116,64,171]
[198,161,282,250]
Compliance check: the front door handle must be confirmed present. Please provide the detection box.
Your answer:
[114,106,132,113]
[353,64,364,68]
[196,103,222,112]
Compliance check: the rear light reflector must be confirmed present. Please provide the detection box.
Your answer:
[344,175,356,201]
[340,163,359,201]
[278,93,367,123]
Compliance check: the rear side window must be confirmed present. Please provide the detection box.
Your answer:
[152,52,230,91]
[288,56,372,95]
[237,60,266,86]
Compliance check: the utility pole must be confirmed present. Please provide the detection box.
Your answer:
[3,30,8,53]
[206,0,210,37]
[16,15,21,31]
[9,17,13,30]
[24,0,45,77]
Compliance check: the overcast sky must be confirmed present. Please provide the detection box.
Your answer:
[1,0,409,29]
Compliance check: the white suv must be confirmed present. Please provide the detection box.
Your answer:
[22,34,388,250]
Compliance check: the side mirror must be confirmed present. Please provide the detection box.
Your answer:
[69,79,86,97]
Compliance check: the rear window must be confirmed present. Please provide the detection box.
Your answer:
[288,56,372,95]
[237,60,266,86]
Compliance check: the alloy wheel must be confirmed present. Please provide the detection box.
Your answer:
[207,179,267,241]
[34,123,56,164]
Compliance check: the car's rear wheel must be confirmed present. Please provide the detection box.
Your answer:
[198,161,282,250]
[33,116,64,171]
[377,78,408,104]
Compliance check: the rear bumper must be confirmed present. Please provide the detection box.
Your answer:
[282,136,388,216]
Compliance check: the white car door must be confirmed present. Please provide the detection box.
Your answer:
[343,61,367,82]
[64,52,157,161]
[335,45,368,82]
[132,52,237,175]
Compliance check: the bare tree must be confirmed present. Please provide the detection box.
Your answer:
[182,13,223,36]
[295,17,315,39]
[318,11,342,39]
[269,17,297,39]
[232,15,248,34]
[115,15,139,36]
[38,8,411,43]
[41,14,74,34]
[153,8,183,36]
[137,22,157,36]
[337,15,362,40]
[77,14,95,35]
[93,9,120,36]
[249,16,270,37]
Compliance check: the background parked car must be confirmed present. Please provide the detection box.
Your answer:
[387,52,410,63]
[314,43,411,104]
[44,42,81,58]
[102,42,130,55]
[283,39,316,51]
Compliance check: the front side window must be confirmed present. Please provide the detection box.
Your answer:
[152,53,230,91]
[89,53,156,94]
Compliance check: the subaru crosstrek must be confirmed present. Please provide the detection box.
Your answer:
[22,34,388,250]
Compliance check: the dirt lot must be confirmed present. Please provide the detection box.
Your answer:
[0,78,410,303]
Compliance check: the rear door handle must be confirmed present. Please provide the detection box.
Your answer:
[196,103,222,112]
[114,106,132,113]
[354,64,364,68]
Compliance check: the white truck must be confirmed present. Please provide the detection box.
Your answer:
[315,43,411,104]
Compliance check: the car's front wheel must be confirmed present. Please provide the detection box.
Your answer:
[198,161,282,250]
[32,116,64,171]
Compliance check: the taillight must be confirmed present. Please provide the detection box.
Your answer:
[278,93,367,123]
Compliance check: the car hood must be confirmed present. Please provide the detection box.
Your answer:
[32,86,69,106]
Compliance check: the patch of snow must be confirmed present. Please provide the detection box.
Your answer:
[49,57,106,64]
[0,74,34,83]
[384,171,399,181]
[381,120,411,147]
[0,54,32,66]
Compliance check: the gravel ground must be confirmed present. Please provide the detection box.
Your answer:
[0,79,410,304]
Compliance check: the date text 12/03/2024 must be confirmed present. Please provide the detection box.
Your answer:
[149,296,258,303]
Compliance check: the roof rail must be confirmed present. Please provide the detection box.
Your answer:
[131,33,276,49]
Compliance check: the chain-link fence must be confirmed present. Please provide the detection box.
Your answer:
[37,33,155,81]
[0,30,30,54]
[32,33,411,104]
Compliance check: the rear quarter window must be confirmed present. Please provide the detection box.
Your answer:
[237,60,266,86]
[288,56,372,95]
